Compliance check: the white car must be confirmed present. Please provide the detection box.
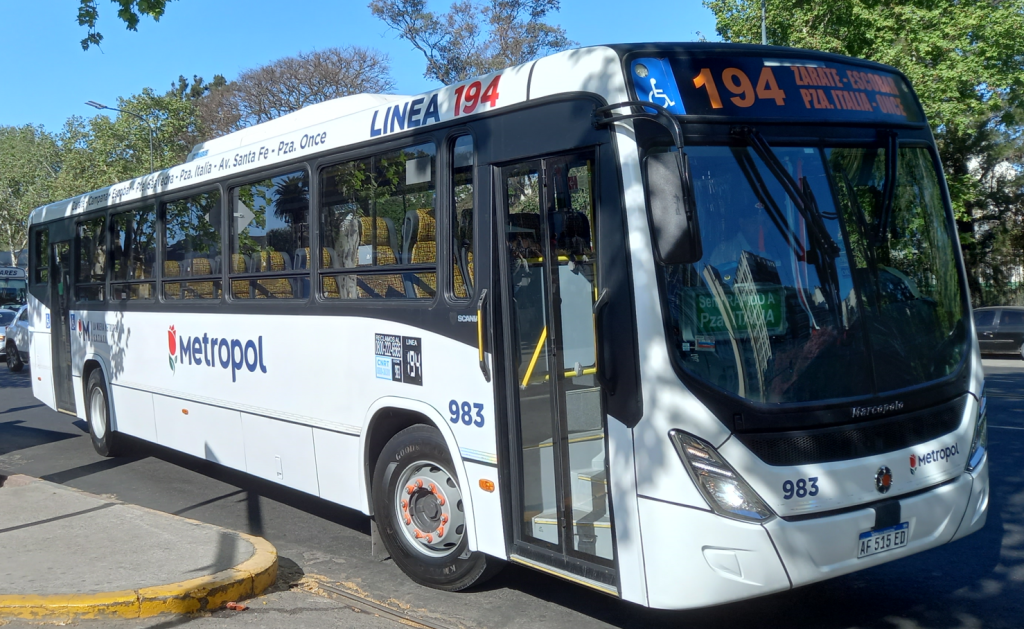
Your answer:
[3,306,29,372]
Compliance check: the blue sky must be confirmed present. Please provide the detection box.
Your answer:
[0,0,719,133]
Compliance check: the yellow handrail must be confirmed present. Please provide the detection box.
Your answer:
[521,327,548,389]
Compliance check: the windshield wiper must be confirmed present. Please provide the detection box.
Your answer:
[734,127,841,261]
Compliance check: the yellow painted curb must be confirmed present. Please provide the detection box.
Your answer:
[0,530,278,620]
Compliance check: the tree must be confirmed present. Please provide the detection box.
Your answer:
[370,0,575,84]
[703,0,1024,304]
[77,0,172,50]
[0,126,60,255]
[54,86,203,200]
[197,47,395,136]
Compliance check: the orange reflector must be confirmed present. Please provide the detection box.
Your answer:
[479,479,495,492]
[182,409,189,415]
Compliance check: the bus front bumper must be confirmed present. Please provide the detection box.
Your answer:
[638,456,987,610]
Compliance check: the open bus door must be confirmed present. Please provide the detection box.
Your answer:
[496,150,618,593]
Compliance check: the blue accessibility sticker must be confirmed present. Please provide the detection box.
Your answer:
[630,58,686,115]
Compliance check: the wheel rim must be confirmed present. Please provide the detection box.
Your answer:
[89,387,107,440]
[393,461,466,558]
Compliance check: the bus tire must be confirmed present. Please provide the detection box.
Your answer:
[372,425,503,591]
[86,369,125,457]
[6,344,23,372]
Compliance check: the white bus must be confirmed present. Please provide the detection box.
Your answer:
[26,43,988,609]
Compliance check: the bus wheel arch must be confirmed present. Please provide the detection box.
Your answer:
[360,399,479,551]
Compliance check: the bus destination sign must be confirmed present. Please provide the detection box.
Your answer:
[629,55,922,124]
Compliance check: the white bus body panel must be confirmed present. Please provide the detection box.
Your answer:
[67,309,501,557]
[27,294,56,410]
[241,412,319,496]
[109,386,156,441]
[639,497,790,609]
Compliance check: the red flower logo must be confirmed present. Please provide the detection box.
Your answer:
[168,325,177,373]
[909,454,917,474]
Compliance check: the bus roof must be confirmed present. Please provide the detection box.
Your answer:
[28,43,914,227]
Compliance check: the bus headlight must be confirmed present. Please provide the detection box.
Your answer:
[966,396,987,473]
[670,430,775,523]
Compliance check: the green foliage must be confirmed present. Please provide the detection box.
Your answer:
[370,0,575,84]
[0,126,60,253]
[78,0,173,50]
[54,87,203,200]
[704,0,1024,305]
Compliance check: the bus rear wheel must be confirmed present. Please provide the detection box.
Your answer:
[371,425,502,591]
[86,369,126,457]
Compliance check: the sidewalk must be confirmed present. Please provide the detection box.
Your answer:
[0,474,278,621]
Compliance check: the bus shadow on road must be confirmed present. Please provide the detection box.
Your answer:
[0,419,78,458]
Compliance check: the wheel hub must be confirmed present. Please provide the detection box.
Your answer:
[89,388,106,440]
[394,462,466,557]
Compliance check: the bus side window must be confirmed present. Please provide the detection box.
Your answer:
[162,190,222,300]
[110,207,157,301]
[451,135,474,299]
[229,170,310,300]
[75,215,106,302]
[318,143,437,300]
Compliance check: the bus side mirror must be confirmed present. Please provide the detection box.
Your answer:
[645,152,701,265]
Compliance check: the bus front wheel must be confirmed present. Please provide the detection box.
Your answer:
[86,369,126,457]
[371,425,503,591]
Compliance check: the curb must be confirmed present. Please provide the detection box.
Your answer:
[0,504,278,621]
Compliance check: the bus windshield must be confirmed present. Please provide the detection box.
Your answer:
[0,279,27,306]
[660,142,966,405]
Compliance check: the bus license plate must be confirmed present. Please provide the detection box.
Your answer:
[857,522,909,559]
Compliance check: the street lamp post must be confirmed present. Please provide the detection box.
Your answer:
[761,0,767,45]
[85,101,155,174]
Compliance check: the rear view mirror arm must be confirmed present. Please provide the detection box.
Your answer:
[593,101,685,151]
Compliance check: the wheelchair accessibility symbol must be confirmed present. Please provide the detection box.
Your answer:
[630,58,685,115]
[647,78,676,108]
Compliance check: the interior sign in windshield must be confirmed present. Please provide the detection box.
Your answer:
[629,55,922,124]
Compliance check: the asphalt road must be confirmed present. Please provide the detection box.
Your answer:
[0,359,1021,629]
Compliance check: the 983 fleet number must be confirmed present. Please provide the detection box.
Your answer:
[782,477,819,500]
[449,400,485,427]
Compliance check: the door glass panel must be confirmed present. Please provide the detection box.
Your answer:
[548,156,611,561]
[52,242,76,413]
[505,162,560,548]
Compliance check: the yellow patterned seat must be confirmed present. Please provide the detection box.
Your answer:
[186,257,216,299]
[358,217,404,298]
[407,209,436,298]
[231,254,250,299]
[255,251,293,299]
[163,261,181,299]
[454,251,474,298]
